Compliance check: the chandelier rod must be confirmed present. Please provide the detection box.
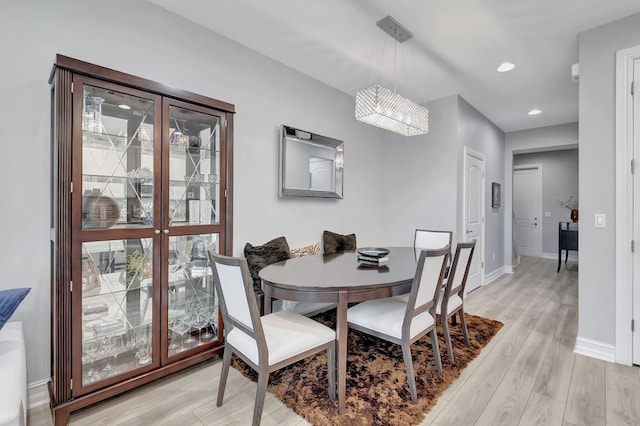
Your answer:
[394,40,398,94]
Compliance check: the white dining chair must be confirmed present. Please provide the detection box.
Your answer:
[347,246,450,403]
[393,229,453,304]
[414,229,452,250]
[438,241,475,364]
[209,252,336,426]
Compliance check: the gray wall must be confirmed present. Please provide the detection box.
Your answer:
[381,96,459,245]
[457,97,505,275]
[578,13,640,347]
[381,95,506,277]
[514,149,579,255]
[0,0,507,388]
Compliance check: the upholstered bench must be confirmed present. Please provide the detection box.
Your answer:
[0,321,27,426]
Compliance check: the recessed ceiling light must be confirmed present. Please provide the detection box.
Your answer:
[528,109,542,116]
[497,62,516,73]
[118,104,131,110]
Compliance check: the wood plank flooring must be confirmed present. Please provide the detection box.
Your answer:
[28,256,640,425]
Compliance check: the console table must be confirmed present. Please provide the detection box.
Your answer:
[558,222,578,272]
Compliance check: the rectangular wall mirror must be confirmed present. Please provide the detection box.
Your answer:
[280,125,344,198]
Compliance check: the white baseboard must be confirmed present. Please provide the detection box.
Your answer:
[485,266,505,285]
[542,251,578,262]
[574,337,616,363]
[505,256,520,274]
[28,379,50,409]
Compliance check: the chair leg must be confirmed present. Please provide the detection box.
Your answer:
[253,370,269,426]
[401,342,418,403]
[217,347,233,407]
[459,308,470,346]
[327,343,336,400]
[430,329,443,375]
[441,314,455,365]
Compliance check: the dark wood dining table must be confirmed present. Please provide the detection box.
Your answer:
[259,247,419,414]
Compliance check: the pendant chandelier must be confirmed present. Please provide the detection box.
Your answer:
[355,16,429,136]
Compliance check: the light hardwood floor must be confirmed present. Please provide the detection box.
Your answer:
[28,256,640,425]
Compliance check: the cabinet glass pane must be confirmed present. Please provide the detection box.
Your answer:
[82,85,155,230]
[168,106,220,226]
[167,234,219,356]
[81,238,154,385]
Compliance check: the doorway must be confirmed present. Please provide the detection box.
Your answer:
[464,147,485,292]
[632,58,640,365]
[615,45,640,365]
[513,164,542,258]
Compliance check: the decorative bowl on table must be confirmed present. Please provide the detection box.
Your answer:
[357,247,390,268]
[357,247,390,258]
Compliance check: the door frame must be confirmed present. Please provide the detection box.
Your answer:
[513,163,543,259]
[615,44,640,365]
[463,146,485,290]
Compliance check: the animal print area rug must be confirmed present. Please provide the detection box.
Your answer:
[231,309,503,425]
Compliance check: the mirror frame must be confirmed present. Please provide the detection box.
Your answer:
[279,125,344,198]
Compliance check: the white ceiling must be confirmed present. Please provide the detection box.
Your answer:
[148,0,640,132]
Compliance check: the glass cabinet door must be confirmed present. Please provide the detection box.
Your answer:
[166,233,220,357]
[163,102,224,361]
[74,80,162,394]
[81,84,158,230]
[79,238,155,386]
[167,105,221,227]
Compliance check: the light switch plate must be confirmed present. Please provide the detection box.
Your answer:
[595,213,606,228]
[544,212,551,217]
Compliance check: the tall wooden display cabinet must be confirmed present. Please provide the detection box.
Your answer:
[49,55,234,425]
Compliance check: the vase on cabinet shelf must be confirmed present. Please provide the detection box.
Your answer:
[570,209,578,222]
[82,189,120,229]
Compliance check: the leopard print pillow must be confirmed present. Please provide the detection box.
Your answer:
[290,242,321,258]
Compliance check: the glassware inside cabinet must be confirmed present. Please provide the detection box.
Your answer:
[167,233,219,356]
[81,85,156,230]
[80,239,154,384]
[167,106,221,226]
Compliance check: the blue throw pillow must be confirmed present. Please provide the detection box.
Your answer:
[0,287,30,331]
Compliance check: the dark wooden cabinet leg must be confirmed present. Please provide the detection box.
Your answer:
[558,222,562,273]
[557,249,561,273]
[53,406,70,426]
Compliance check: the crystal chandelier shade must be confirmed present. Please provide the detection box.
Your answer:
[355,16,429,136]
[355,85,429,136]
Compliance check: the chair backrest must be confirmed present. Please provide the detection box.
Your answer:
[445,241,476,298]
[414,229,452,250]
[403,246,450,335]
[209,251,265,343]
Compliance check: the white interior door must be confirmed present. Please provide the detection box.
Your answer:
[513,165,542,258]
[464,148,485,292]
[631,59,640,365]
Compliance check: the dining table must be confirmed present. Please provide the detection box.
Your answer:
[259,246,420,414]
